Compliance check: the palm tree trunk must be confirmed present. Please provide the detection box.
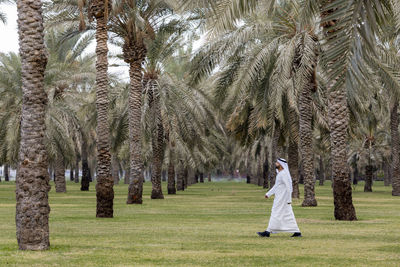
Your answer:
[54,152,66,193]
[328,89,356,219]
[390,98,400,195]
[150,79,164,199]
[321,1,357,220]
[199,173,204,183]
[177,163,185,191]
[263,154,269,189]
[288,140,300,199]
[184,168,188,189]
[15,0,50,250]
[74,157,79,183]
[126,60,145,204]
[297,43,317,207]
[319,156,325,186]
[93,11,114,217]
[81,137,90,191]
[124,165,130,184]
[69,168,74,181]
[4,164,9,181]
[364,165,373,192]
[167,160,176,194]
[269,128,279,187]
[112,154,119,185]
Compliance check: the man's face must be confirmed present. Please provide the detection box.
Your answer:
[275,162,281,169]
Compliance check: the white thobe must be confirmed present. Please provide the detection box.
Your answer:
[265,170,300,233]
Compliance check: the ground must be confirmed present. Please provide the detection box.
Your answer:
[0,180,399,266]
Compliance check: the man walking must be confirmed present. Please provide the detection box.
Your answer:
[257,158,302,237]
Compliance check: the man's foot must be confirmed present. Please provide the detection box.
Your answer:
[291,232,302,237]
[257,231,270,237]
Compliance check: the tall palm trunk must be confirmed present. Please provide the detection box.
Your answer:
[91,2,114,218]
[4,164,9,181]
[295,35,318,207]
[328,89,356,219]
[125,48,146,203]
[263,155,269,189]
[288,106,300,198]
[319,156,325,186]
[54,152,66,193]
[149,78,164,199]
[167,159,176,194]
[364,165,373,192]
[81,136,90,191]
[69,167,74,181]
[390,98,400,195]
[199,173,204,183]
[112,154,119,185]
[15,0,50,250]
[321,1,356,220]
[269,128,279,187]
[288,140,300,199]
[177,163,185,191]
[74,157,80,183]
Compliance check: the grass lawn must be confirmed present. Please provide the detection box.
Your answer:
[0,180,399,266]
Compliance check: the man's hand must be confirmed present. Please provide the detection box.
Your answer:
[265,195,268,199]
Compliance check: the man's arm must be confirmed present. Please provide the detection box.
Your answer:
[265,173,280,198]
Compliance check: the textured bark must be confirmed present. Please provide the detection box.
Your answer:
[54,152,66,193]
[4,164,9,181]
[319,156,325,186]
[328,89,356,219]
[390,99,400,196]
[15,0,50,250]
[167,161,176,194]
[321,1,357,220]
[364,165,373,192]
[288,140,300,199]
[81,137,90,191]
[295,37,318,207]
[149,79,164,199]
[93,10,114,217]
[112,154,119,185]
[125,41,146,204]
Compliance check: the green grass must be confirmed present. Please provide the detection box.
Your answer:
[0,180,399,266]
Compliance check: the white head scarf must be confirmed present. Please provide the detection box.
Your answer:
[277,158,293,194]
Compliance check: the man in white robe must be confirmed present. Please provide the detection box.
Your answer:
[257,158,302,237]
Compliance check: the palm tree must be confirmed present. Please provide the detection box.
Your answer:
[15,0,50,250]
[320,0,393,219]
[108,0,175,203]
[87,0,114,217]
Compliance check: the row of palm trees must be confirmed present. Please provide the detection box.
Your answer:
[2,0,400,251]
